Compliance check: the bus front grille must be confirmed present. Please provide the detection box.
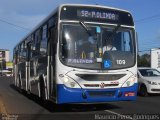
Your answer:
[76,74,125,81]
[84,84,119,87]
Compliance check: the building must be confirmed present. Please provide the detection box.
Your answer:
[151,48,160,71]
[0,49,9,61]
[0,49,13,76]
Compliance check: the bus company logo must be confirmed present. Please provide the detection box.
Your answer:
[100,82,105,88]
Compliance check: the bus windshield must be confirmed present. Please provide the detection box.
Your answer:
[60,23,135,70]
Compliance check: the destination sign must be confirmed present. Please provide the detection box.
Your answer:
[77,9,119,21]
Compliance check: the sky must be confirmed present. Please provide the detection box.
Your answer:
[0,0,160,60]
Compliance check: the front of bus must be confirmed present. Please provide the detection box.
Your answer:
[57,4,137,104]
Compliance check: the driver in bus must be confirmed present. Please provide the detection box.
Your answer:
[103,38,117,53]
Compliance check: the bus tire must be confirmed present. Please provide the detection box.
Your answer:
[139,84,148,97]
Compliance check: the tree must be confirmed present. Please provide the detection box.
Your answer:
[138,53,150,67]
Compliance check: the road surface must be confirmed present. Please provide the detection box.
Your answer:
[0,77,160,120]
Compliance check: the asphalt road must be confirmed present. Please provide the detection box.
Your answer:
[0,77,160,120]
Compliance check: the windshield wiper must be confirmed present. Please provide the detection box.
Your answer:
[79,21,92,36]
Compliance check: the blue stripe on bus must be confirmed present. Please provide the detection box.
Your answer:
[57,83,138,104]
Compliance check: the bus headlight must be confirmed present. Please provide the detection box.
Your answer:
[122,77,136,87]
[62,76,81,88]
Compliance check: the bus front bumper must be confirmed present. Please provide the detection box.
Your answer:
[57,83,138,104]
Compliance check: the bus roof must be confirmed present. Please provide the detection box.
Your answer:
[14,4,133,50]
[60,4,131,13]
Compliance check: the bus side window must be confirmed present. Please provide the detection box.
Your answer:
[26,41,32,61]
[48,15,58,55]
[31,34,36,57]
[48,27,57,56]
[13,47,19,64]
[32,29,41,57]
[40,24,48,56]
[18,43,22,63]
[22,41,27,62]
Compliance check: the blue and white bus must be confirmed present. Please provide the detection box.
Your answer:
[13,4,138,104]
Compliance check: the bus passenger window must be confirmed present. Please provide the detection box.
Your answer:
[40,25,48,55]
